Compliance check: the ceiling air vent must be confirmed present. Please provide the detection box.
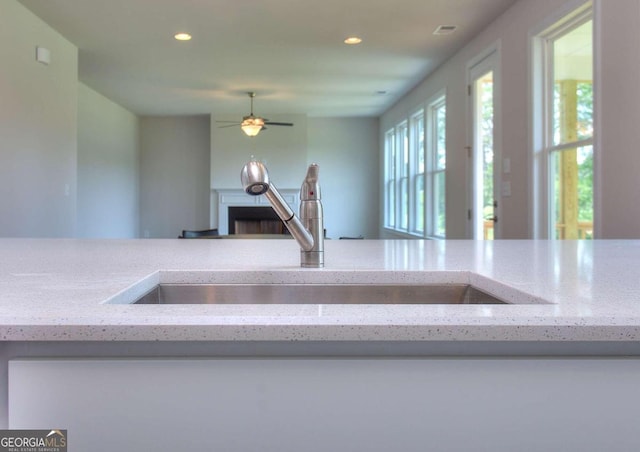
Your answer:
[433,25,457,35]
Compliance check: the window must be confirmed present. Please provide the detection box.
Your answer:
[383,95,447,238]
[427,96,447,238]
[384,119,415,234]
[532,3,593,239]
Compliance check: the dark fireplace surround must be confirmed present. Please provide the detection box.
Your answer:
[228,206,289,235]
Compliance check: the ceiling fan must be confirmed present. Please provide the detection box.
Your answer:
[217,92,294,137]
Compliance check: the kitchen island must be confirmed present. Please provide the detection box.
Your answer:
[2,238,640,451]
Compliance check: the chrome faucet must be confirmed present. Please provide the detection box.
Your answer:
[240,160,324,268]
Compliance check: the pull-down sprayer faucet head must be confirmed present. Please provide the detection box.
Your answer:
[240,159,270,195]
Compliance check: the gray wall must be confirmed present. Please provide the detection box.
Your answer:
[598,0,640,238]
[382,0,573,239]
[6,0,638,240]
[381,0,640,239]
[140,116,211,238]
[308,118,379,239]
[77,83,140,238]
[211,116,380,239]
[211,114,308,190]
[0,0,78,237]
[2,0,376,242]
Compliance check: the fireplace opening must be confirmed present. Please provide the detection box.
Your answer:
[228,206,290,235]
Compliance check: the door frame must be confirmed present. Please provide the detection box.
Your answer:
[466,42,502,240]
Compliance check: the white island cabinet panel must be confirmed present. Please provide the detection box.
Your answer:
[9,358,640,452]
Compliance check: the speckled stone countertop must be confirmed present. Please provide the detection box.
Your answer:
[1,238,639,342]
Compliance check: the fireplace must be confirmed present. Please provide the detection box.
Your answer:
[213,188,300,235]
[228,206,289,235]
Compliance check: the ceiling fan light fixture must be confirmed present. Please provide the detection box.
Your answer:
[241,117,265,137]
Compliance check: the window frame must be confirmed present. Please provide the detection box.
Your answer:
[382,93,447,239]
[396,121,409,232]
[531,1,595,239]
[409,110,425,235]
[384,128,396,229]
[382,118,418,236]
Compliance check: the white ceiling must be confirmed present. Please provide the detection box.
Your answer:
[19,0,518,117]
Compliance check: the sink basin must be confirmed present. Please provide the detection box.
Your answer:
[133,283,508,305]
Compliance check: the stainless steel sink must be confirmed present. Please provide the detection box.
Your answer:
[133,283,508,305]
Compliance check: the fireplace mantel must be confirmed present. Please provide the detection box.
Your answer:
[213,189,300,235]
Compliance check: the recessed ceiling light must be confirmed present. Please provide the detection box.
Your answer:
[344,36,362,45]
[174,32,192,41]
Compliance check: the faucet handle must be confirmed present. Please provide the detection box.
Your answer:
[305,163,319,181]
[301,164,321,201]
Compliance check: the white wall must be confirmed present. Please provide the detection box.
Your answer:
[382,0,640,239]
[77,83,140,238]
[308,118,379,239]
[140,116,211,238]
[0,0,78,237]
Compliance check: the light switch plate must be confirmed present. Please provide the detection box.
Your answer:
[36,46,51,65]
[503,158,511,174]
[502,181,511,197]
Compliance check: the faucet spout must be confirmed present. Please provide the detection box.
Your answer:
[264,185,314,251]
[240,160,324,267]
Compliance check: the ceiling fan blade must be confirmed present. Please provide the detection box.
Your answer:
[264,121,294,127]
[217,94,292,133]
